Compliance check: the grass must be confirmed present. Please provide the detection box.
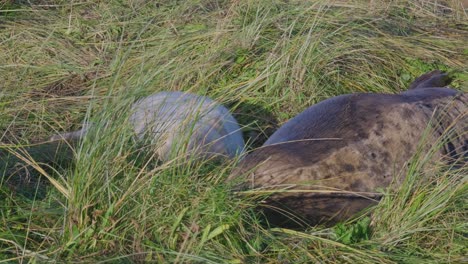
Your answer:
[1,0,467,262]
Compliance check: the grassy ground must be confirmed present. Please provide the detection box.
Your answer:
[0,0,467,263]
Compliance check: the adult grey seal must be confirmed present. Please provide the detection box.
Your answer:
[228,70,467,227]
[50,91,245,161]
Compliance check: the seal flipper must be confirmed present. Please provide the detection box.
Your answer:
[49,122,92,142]
[408,70,452,89]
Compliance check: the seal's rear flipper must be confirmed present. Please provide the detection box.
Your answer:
[408,70,452,90]
[49,122,92,142]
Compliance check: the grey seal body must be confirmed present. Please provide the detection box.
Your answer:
[229,71,467,227]
[51,91,245,161]
[128,91,244,160]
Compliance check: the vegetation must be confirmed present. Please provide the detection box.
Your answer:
[1,0,467,262]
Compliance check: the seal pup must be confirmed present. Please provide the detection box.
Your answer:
[51,91,245,161]
[228,70,467,227]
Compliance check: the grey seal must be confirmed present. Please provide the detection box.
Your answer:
[51,91,245,161]
[228,70,467,227]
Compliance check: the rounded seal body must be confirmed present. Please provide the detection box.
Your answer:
[229,72,466,227]
[129,91,244,161]
[51,92,245,161]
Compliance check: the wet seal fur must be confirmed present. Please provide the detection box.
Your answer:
[228,70,467,227]
[51,91,245,161]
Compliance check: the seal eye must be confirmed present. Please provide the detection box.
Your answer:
[371,152,377,159]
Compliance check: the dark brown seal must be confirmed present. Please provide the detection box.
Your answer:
[229,70,467,227]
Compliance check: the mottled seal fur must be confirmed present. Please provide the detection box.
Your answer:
[229,70,467,227]
[51,91,245,161]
